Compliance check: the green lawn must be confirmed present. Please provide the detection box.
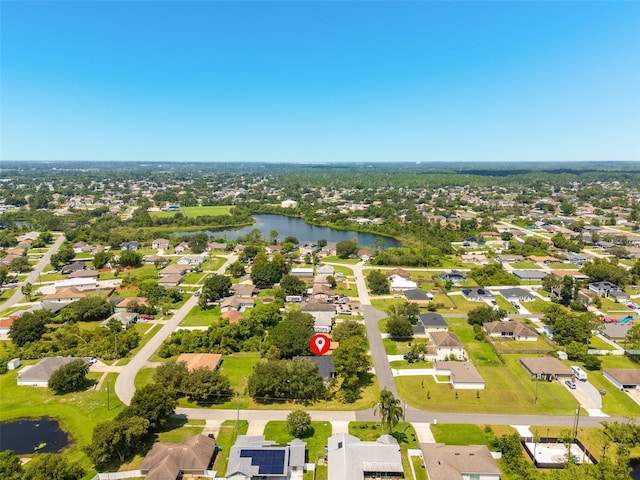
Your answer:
[116,323,163,366]
[349,421,419,480]
[525,297,554,314]
[444,295,487,313]
[389,360,433,369]
[201,256,226,271]
[430,424,491,445]
[589,336,615,350]
[446,317,502,367]
[0,369,124,474]
[323,256,361,264]
[264,420,332,463]
[182,272,206,284]
[494,296,519,314]
[331,265,354,276]
[150,206,233,218]
[134,367,155,390]
[382,338,426,355]
[218,353,261,394]
[510,261,542,269]
[180,305,221,326]
[491,337,554,352]
[212,420,249,474]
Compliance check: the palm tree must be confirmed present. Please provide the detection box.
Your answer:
[21,282,33,302]
[373,388,404,434]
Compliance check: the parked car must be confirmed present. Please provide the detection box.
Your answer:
[565,380,577,390]
[142,314,154,320]
[88,357,98,366]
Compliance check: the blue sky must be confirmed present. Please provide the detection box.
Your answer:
[1,1,639,163]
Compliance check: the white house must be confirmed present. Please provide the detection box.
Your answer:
[389,275,417,291]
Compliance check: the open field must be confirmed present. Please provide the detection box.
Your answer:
[491,337,555,352]
[510,261,542,269]
[180,304,221,326]
[149,206,233,218]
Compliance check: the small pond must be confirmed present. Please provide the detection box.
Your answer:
[631,458,640,480]
[0,418,71,455]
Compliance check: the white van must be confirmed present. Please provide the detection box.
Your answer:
[571,365,587,381]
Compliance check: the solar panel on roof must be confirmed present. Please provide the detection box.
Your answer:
[239,449,286,475]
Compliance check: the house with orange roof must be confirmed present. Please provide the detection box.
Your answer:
[222,310,243,324]
[43,287,87,303]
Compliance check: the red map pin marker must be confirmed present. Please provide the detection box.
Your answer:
[310,333,330,355]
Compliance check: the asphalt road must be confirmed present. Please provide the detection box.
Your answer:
[1,233,65,310]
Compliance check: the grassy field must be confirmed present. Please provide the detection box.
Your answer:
[322,256,361,264]
[0,369,124,475]
[201,256,227,271]
[382,338,428,355]
[588,336,615,350]
[149,206,233,218]
[510,261,542,269]
[491,337,554,352]
[445,295,488,313]
[182,271,207,284]
[263,420,331,463]
[349,421,420,480]
[180,304,221,326]
[525,297,553,314]
[212,420,249,474]
[430,423,491,445]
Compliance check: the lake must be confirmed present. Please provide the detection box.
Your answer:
[179,214,402,248]
[0,418,71,455]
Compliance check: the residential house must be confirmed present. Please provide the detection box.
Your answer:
[158,274,183,288]
[151,238,170,250]
[603,369,640,390]
[403,289,433,304]
[528,255,560,265]
[68,269,99,280]
[299,243,318,257]
[434,360,486,390]
[222,310,244,324]
[309,311,334,333]
[301,299,335,313]
[429,331,465,360]
[385,268,411,279]
[17,356,89,387]
[61,261,88,274]
[601,323,632,341]
[220,296,255,313]
[177,254,206,266]
[0,254,21,267]
[143,254,170,265]
[174,241,189,254]
[511,270,548,281]
[565,253,592,266]
[120,241,140,251]
[438,270,467,283]
[589,281,623,297]
[207,242,227,251]
[461,287,495,302]
[265,244,283,255]
[327,433,403,480]
[413,313,448,337]
[463,237,486,248]
[0,316,18,336]
[226,435,306,479]
[520,357,573,380]
[484,320,538,341]
[316,264,335,276]
[500,287,535,303]
[357,248,374,261]
[101,312,138,329]
[460,253,489,265]
[43,287,87,303]
[498,254,525,263]
[115,297,150,312]
[73,241,88,253]
[231,283,259,298]
[389,275,417,292]
[140,435,216,480]
[177,353,222,371]
[291,267,314,278]
[158,263,191,277]
[421,444,501,480]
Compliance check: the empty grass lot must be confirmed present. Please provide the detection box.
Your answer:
[264,420,331,464]
[150,206,233,218]
[180,305,221,326]
[491,337,555,353]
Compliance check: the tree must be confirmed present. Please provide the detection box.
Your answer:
[280,275,307,296]
[287,409,312,438]
[153,360,189,394]
[373,389,404,434]
[229,260,245,278]
[22,453,84,480]
[92,251,112,269]
[0,265,9,286]
[467,305,506,326]
[21,282,33,302]
[123,383,177,430]
[583,355,602,371]
[188,232,209,254]
[266,310,314,358]
[0,450,23,480]
[61,296,114,322]
[367,269,389,294]
[86,416,150,464]
[333,336,371,378]
[48,359,89,394]
[202,274,232,302]
[283,236,299,245]
[581,258,630,286]
[332,320,366,342]
[50,244,74,270]
[118,250,142,268]
[183,367,232,403]
[9,256,32,273]
[9,310,50,346]
[386,317,413,337]
[625,324,640,349]
[552,312,594,346]
[247,359,326,402]
[565,341,588,362]
[336,240,358,258]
